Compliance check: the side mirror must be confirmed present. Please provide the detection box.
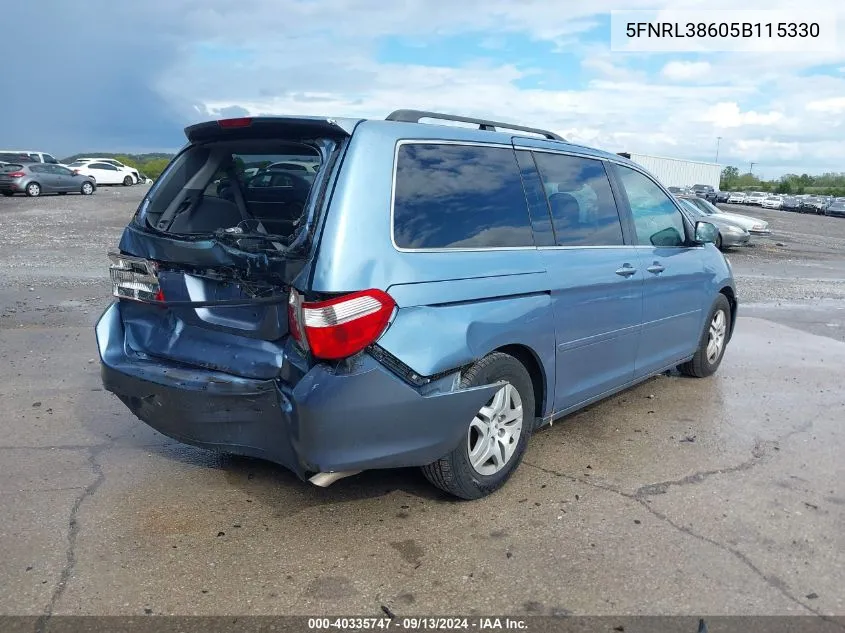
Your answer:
[695,221,719,244]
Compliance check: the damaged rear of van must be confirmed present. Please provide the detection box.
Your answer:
[97,111,737,500]
[95,114,508,496]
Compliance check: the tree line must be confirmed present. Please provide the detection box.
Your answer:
[720,166,845,196]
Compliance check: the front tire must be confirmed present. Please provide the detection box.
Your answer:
[715,233,723,250]
[422,352,535,500]
[80,181,94,195]
[25,182,41,197]
[122,175,133,186]
[679,294,731,378]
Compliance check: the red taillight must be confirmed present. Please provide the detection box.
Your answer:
[218,117,253,129]
[289,289,396,360]
[8,171,24,178]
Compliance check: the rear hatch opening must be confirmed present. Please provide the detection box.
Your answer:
[109,117,357,379]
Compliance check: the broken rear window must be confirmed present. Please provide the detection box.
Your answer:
[139,141,323,238]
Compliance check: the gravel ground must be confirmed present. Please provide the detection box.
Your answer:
[1,188,844,620]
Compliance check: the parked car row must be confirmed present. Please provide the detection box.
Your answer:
[667,184,718,203]
[0,150,153,197]
[721,191,845,217]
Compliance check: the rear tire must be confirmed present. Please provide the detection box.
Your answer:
[421,352,535,500]
[679,294,731,378]
[123,175,133,186]
[58,191,67,195]
[1,191,13,197]
[25,182,41,197]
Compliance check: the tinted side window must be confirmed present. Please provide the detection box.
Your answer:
[533,153,624,246]
[44,154,58,164]
[393,144,533,249]
[616,165,686,247]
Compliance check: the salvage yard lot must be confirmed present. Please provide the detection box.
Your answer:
[1,190,843,617]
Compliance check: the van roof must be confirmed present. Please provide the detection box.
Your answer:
[194,110,626,165]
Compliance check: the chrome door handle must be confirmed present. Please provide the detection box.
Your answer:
[647,264,665,274]
[615,265,637,278]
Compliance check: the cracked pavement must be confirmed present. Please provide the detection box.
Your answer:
[1,190,844,618]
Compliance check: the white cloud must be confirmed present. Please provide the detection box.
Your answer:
[731,139,802,161]
[806,97,845,113]
[701,102,784,128]
[661,61,711,80]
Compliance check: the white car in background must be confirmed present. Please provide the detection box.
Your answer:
[744,191,768,205]
[68,160,137,186]
[70,158,140,184]
[727,192,747,204]
[761,196,783,209]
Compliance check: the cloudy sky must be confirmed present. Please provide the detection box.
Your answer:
[3,0,844,178]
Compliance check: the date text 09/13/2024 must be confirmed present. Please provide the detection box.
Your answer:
[307,617,528,630]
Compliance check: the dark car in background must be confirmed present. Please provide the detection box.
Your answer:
[691,184,718,203]
[715,191,731,203]
[0,163,96,197]
[801,196,829,214]
[781,196,801,212]
[825,200,845,218]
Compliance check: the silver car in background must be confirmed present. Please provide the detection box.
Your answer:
[683,195,771,235]
[0,163,96,197]
[677,198,750,250]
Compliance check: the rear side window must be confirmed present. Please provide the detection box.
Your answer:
[392,143,533,249]
[532,152,624,246]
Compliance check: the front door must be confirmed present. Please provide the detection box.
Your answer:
[32,164,61,192]
[518,149,644,412]
[47,165,74,191]
[611,164,709,378]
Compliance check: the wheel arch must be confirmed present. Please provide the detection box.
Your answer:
[493,344,547,426]
[719,286,737,341]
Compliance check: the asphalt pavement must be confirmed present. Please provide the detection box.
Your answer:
[1,189,843,618]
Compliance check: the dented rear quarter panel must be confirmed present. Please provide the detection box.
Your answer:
[310,121,558,416]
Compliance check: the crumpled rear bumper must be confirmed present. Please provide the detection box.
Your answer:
[96,302,499,479]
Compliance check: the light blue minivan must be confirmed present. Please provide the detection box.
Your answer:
[95,109,737,499]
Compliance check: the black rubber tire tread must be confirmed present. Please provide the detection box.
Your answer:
[679,294,731,378]
[716,234,723,250]
[421,352,535,500]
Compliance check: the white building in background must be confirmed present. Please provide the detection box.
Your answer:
[617,152,722,190]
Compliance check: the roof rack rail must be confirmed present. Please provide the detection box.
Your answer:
[385,109,565,141]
